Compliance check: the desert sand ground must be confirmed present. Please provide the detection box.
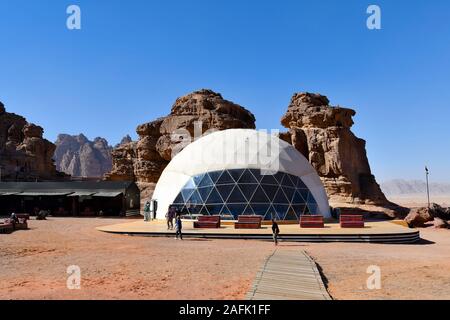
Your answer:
[1,217,449,300]
[387,195,450,208]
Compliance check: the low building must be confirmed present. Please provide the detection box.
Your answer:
[0,181,140,217]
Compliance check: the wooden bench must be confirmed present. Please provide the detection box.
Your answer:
[0,221,14,234]
[300,215,324,228]
[193,215,221,228]
[16,214,30,221]
[340,214,365,228]
[15,218,28,230]
[2,218,28,231]
[235,215,262,229]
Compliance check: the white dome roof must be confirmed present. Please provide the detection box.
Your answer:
[153,129,330,219]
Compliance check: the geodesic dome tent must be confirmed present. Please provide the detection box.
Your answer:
[153,129,330,220]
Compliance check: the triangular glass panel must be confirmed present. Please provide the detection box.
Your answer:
[292,204,307,216]
[178,205,188,215]
[282,174,296,187]
[198,205,210,215]
[198,174,214,188]
[251,204,270,217]
[238,169,258,184]
[282,187,295,204]
[290,175,300,188]
[187,189,202,205]
[228,169,244,182]
[297,178,307,189]
[208,171,222,184]
[264,205,278,220]
[187,205,201,215]
[261,184,278,200]
[307,192,316,204]
[227,186,247,203]
[273,172,285,184]
[206,204,223,216]
[206,187,223,204]
[307,203,318,215]
[183,178,196,189]
[284,206,299,221]
[172,193,184,204]
[242,204,255,215]
[260,174,278,185]
[299,189,309,202]
[239,184,258,202]
[227,204,247,218]
[198,186,214,202]
[292,191,305,204]
[273,187,289,204]
[181,188,195,202]
[250,185,270,203]
[193,174,205,187]
[220,205,234,220]
[273,204,289,220]
[249,169,264,182]
[216,184,235,202]
[216,170,234,185]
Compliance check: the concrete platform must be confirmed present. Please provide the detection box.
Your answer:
[96,219,420,244]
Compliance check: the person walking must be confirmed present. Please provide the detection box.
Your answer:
[143,201,151,222]
[150,199,158,220]
[272,218,280,246]
[175,215,183,240]
[166,206,175,230]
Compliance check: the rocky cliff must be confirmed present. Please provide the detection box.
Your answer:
[281,92,389,206]
[0,101,62,181]
[54,134,113,178]
[105,89,256,200]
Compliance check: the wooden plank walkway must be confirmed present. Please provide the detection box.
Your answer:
[246,250,332,300]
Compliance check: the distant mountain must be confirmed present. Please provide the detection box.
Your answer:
[381,179,450,196]
[115,134,132,148]
[54,134,113,178]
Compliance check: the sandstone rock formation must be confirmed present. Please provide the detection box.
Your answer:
[404,207,434,227]
[0,102,62,181]
[404,203,450,228]
[54,134,113,178]
[281,92,389,206]
[105,89,256,201]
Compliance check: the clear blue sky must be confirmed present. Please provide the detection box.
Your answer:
[0,0,449,182]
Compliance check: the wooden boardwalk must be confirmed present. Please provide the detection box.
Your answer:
[246,250,332,300]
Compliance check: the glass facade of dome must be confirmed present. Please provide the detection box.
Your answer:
[171,168,319,220]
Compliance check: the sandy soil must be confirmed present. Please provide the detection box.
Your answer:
[1,218,449,300]
[387,195,450,208]
[305,225,450,300]
[0,218,274,300]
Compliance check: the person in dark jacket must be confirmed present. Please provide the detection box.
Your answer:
[271,218,280,246]
[175,216,183,240]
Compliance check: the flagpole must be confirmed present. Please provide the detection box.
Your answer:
[425,166,430,209]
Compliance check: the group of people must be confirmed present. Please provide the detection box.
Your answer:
[165,206,183,240]
[144,201,183,240]
[143,199,281,244]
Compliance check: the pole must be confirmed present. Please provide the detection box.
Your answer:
[425,166,430,209]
